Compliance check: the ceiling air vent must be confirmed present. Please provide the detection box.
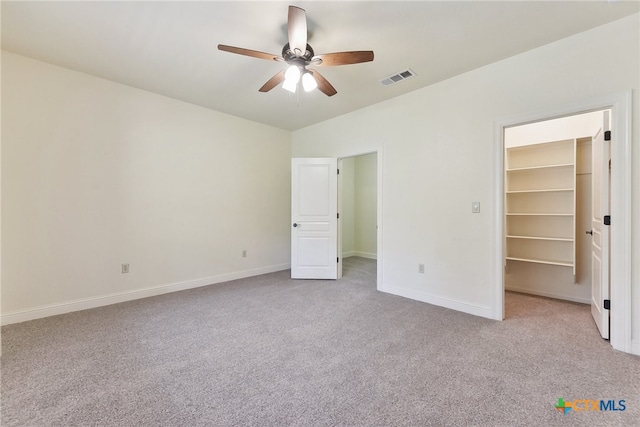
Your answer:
[380,69,416,86]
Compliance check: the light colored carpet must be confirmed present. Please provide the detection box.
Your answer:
[1,257,638,426]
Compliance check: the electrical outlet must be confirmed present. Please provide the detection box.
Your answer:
[242,250,247,258]
[418,264,425,274]
[122,263,130,274]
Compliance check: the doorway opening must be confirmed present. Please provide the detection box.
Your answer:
[338,152,378,284]
[494,90,633,354]
[503,110,608,337]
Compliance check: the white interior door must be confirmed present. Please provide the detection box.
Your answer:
[291,158,338,279]
[590,126,610,339]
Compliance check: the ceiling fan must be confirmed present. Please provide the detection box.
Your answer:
[218,5,374,97]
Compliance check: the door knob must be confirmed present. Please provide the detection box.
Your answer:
[293,223,299,227]
[586,230,593,235]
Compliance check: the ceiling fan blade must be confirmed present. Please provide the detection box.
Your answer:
[287,6,307,56]
[308,69,337,97]
[259,70,287,92]
[218,44,283,62]
[314,51,374,66]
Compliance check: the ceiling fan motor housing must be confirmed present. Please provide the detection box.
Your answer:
[282,42,315,64]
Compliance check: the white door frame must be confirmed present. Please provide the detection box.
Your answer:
[336,148,384,290]
[493,90,633,354]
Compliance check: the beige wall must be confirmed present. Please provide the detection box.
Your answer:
[1,51,292,322]
[354,153,377,258]
[341,154,377,259]
[505,111,602,148]
[341,157,356,256]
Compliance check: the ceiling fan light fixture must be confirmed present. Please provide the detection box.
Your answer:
[302,72,317,92]
[283,65,301,92]
[282,78,297,93]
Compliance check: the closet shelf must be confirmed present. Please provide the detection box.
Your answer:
[506,235,573,242]
[506,163,574,172]
[506,256,573,268]
[506,188,573,194]
[506,213,573,216]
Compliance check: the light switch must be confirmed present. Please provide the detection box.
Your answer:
[472,202,480,213]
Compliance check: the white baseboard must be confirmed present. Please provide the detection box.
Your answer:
[631,339,640,356]
[1,263,290,326]
[380,284,493,319]
[505,286,590,305]
[342,251,377,260]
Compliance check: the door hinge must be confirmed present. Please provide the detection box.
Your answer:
[604,215,611,226]
[337,169,340,175]
[604,299,610,310]
[337,213,339,219]
[337,257,339,263]
[604,130,611,141]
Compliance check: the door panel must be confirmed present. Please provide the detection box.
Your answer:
[291,158,338,279]
[591,126,609,339]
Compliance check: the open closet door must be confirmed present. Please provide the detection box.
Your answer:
[590,126,610,339]
[291,158,338,279]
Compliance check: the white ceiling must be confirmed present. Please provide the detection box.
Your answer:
[2,1,638,131]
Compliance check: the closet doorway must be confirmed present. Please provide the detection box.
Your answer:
[338,153,378,281]
[503,110,611,337]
